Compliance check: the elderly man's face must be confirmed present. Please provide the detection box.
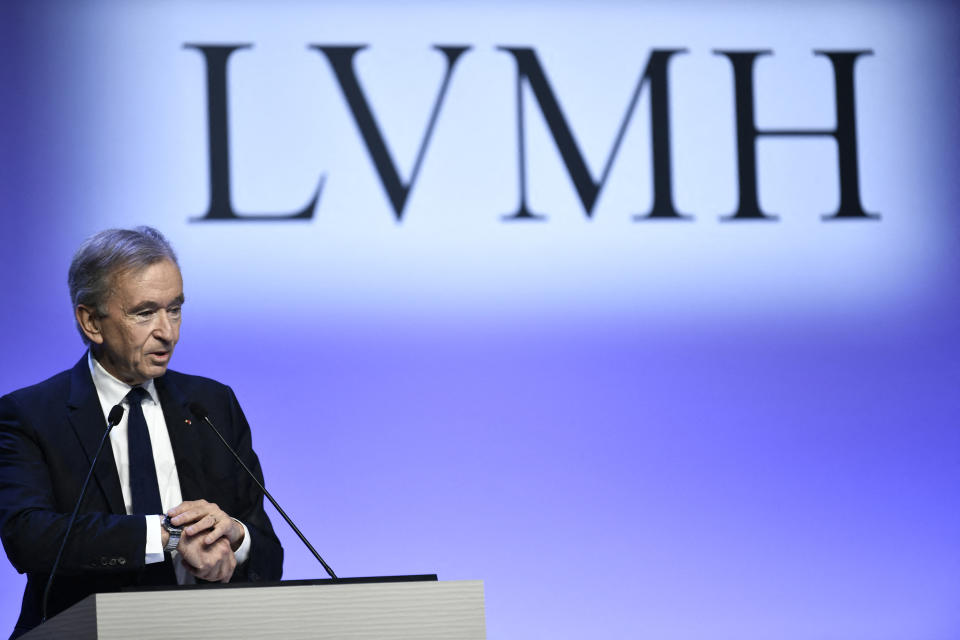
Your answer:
[82,259,184,385]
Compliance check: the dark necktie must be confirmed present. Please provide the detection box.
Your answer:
[126,387,177,586]
[126,386,163,516]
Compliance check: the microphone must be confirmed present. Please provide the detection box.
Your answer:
[187,402,338,580]
[41,404,125,622]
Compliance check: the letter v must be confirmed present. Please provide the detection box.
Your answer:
[312,45,469,221]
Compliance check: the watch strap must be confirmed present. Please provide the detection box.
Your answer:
[161,515,182,553]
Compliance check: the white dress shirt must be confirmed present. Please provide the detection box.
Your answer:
[87,352,250,582]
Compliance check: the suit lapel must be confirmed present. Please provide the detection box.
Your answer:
[155,374,205,502]
[66,356,126,515]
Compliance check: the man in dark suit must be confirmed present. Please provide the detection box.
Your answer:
[0,227,283,638]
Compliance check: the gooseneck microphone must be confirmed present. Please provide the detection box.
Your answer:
[41,403,125,623]
[187,402,338,580]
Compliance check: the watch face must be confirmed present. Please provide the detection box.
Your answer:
[162,516,183,546]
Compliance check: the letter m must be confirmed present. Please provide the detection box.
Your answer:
[498,47,688,221]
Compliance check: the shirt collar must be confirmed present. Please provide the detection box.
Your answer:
[88,350,159,407]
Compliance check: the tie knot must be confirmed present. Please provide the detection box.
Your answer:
[126,386,149,406]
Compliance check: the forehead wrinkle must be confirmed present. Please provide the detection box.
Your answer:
[104,262,183,314]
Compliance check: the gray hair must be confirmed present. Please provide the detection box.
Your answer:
[68,226,179,344]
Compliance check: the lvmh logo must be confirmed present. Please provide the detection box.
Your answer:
[185,44,877,223]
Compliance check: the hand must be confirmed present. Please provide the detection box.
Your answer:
[177,533,236,583]
[168,499,245,551]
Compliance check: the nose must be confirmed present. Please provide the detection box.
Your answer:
[154,310,175,343]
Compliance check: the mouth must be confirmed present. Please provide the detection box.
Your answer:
[149,351,171,363]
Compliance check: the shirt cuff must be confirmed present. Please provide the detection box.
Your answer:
[233,518,251,564]
[144,514,164,565]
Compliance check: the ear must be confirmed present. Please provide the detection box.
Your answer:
[76,305,105,345]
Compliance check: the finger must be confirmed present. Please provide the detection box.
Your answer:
[219,546,237,583]
[171,503,221,527]
[170,508,206,526]
[184,560,214,582]
[184,513,219,536]
[171,512,203,527]
[203,516,234,545]
[219,563,234,584]
[167,499,209,517]
[186,556,221,582]
[203,540,235,582]
[169,500,214,521]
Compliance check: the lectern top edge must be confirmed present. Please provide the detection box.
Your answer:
[124,573,440,593]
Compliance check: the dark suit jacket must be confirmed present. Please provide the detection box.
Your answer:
[0,356,284,637]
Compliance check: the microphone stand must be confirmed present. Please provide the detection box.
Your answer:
[188,402,338,580]
[41,404,125,622]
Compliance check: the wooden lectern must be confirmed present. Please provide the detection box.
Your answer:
[22,576,485,639]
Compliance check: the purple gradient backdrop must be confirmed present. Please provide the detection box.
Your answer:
[1,1,959,638]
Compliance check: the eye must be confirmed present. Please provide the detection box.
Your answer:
[135,309,156,320]
[168,306,182,318]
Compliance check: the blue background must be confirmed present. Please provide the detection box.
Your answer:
[1,1,959,637]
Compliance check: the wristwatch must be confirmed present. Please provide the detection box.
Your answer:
[160,515,183,553]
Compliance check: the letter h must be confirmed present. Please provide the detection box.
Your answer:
[714,50,878,221]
